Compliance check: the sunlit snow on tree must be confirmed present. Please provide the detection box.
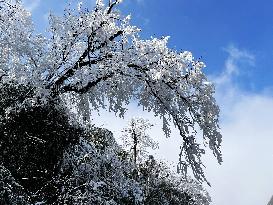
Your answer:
[0,0,222,204]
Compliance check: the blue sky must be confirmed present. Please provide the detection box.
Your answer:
[22,0,273,205]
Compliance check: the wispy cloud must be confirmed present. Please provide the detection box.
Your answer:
[210,45,256,120]
[215,44,255,85]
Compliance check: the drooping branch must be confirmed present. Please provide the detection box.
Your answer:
[125,62,215,182]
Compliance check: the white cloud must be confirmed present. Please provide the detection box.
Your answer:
[22,0,41,12]
[204,45,273,205]
[204,93,273,205]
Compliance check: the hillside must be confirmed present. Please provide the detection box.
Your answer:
[0,82,210,205]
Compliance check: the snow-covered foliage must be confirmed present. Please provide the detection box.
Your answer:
[57,129,143,204]
[0,166,29,205]
[0,0,46,86]
[0,0,222,182]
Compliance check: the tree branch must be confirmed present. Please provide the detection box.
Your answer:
[107,0,119,14]
[60,71,115,94]
[47,30,123,95]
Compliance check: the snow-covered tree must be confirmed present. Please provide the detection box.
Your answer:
[0,0,222,184]
[121,117,158,164]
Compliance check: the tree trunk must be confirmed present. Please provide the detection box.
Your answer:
[133,128,137,164]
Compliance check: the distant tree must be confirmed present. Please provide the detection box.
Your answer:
[121,117,158,164]
[0,0,222,184]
